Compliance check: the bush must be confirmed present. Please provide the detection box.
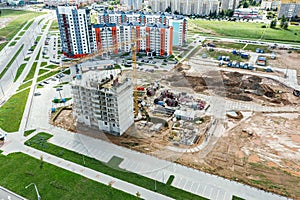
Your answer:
[261,25,267,28]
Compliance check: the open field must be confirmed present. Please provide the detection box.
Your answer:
[0,9,44,41]
[0,89,29,132]
[189,20,300,43]
[0,152,137,200]
[26,132,208,200]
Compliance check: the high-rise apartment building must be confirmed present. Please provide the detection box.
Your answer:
[93,22,173,56]
[278,0,300,18]
[57,6,187,58]
[122,0,143,10]
[56,6,97,58]
[71,69,134,136]
[98,11,187,47]
[149,0,220,16]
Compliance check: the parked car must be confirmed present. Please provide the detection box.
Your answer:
[34,92,41,96]
[56,88,63,91]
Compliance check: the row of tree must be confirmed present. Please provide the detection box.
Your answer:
[270,15,289,29]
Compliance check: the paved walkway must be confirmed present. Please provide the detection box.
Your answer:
[37,127,290,200]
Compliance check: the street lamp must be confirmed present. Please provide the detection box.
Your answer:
[25,183,41,200]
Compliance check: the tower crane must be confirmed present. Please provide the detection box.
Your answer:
[59,28,147,117]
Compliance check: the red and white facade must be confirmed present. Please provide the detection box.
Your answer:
[93,23,173,57]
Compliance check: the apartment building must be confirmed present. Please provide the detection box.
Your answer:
[93,22,173,56]
[71,69,134,136]
[149,0,220,16]
[56,6,97,58]
[278,0,300,18]
[122,0,143,10]
[260,0,280,10]
[98,11,187,46]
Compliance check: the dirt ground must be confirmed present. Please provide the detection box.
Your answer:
[268,50,300,83]
[162,69,300,107]
[0,18,12,30]
[51,66,300,198]
[178,112,300,199]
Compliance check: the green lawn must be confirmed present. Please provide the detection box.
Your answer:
[0,9,44,41]
[24,57,30,61]
[23,20,34,31]
[189,20,300,43]
[0,42,8,51]
[37,70,60,82]
[26,133,208,200]
[24,129,36,136]
[0,89,29,132]
[38,69,49,75]
[35,47,41,60]
[0,44,24,79]
[41,62,47,67]
[49,20,59,31]
[8,41,17,46]
[212,41,272,53]
[0,153,137,200]
[14,63,27,82]
[23,62,38,82]
[18,31,25,36]
[38,18,43,25]
[45,64,59,69]
[18,81,32,91]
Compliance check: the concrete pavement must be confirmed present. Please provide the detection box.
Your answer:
[0,186,26,200]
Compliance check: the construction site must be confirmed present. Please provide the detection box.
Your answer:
[50,38,300,199]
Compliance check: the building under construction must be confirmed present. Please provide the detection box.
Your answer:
[71,69,134,136]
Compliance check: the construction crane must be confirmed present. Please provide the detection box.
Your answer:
[59,28,146,117]
[131,27,138,117]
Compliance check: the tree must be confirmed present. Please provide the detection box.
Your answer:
[270,19,277,28]
[165,6,171,13]
[280,15,288,29]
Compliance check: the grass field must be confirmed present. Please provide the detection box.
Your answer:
[37,70,60,82]
[0,153,137,200]
[23,20,34,31]
[38,69,49,75]
[26,133,208,200]
[24,129,36,136]
[45,64,59,69]
[0,9,44,41]
[49,20,59,31]
[0,89,29,132]
[18,80,32,91]
[0,42,8,51]
[8,41,17,46]
[40,62,47,67]
[14,63,27,82]
[0,44,24,79]
[211,41,272,53]
[24,62,38,82]
[189,20,300,43]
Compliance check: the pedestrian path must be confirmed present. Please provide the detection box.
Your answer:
[19,145,173,200]
[47,127,291,200]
